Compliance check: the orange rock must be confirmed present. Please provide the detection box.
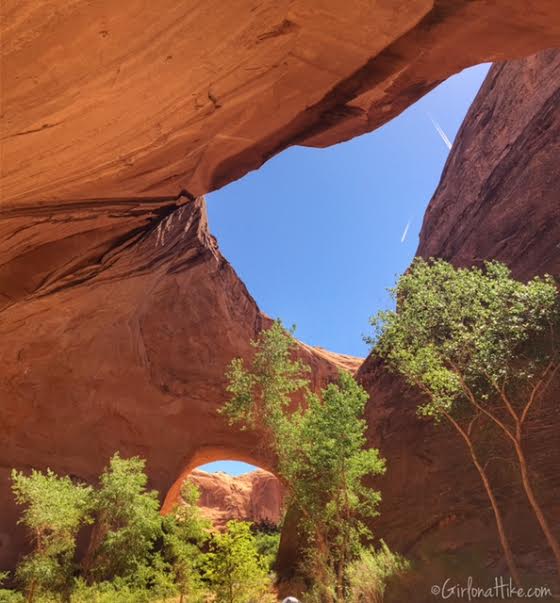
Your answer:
[2,2,559,204]
[183,469,284,530]
[0,195,358,568]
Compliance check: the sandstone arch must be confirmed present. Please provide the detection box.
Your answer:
[1,0,560,582]
[0,195,358,567]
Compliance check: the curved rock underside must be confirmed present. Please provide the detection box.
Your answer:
[186,469,284,529]
[0,0,559,584]
[2,1,560,205]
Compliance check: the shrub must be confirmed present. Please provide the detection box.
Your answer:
[346,541,409,603]
[204,520,273,603]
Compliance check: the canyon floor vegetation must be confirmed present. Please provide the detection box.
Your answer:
[3,456,278,603]
[6,259,556,601]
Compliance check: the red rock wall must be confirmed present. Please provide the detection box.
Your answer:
[418,49,560,281]
[2,2,559,204]
[355,50,560,596]
[1,1,560,580]
[0,196,355,568]
[185,469,284,529]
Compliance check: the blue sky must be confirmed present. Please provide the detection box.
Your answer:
[200,63,490,476]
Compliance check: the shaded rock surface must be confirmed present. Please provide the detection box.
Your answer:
[1,1,559,586]
[354,50,560,595]
[418,48,560,281]
[0,195,358,568]
[2,1,560,204]
[186,469,284,529]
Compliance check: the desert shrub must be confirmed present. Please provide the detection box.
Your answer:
[0,571,24,603]
[346,541,409,603]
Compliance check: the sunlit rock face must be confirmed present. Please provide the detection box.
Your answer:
[181,469,284,530]
[418,49,560,281]
[2,1,560,205]
[353,50,560,597]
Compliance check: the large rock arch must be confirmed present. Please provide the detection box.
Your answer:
[0,195,358,567]
[1,0,560,578]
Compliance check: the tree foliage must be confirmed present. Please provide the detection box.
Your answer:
[162,481,210,602]
[204,520,272,603]
[11,469,93,601]
[223,321,386,601]
[367,258,559,421]
[368,258,560,582]
[82,454,162,583]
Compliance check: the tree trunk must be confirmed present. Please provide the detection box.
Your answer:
[81,518,107,581]
[513,439,560,577]
[445,414,522,587]
[27,580,36,603]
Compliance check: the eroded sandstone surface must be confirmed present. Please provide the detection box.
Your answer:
[356,50,560,593]
[2,1,560,205]
[418,49,560,280]
[1,0,559,584]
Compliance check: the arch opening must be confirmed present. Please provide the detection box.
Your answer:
[164,454,285,532]
[207,62,491,359]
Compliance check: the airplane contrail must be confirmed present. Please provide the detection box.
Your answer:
[427,113,452,150]
[400,219,411,244]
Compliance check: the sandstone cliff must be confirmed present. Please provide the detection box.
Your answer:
[418,49,560,281]
[186,469,284,529]
[1,1,559,584]
[355,50,560,595]
[0,194,357,568]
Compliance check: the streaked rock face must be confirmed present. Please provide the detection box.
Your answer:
[0,195,357,568]
[2,1,559,204]
[354,50,560,597]
[418,49,560,281]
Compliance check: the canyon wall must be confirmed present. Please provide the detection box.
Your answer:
[0,195,356,568]
[355,50,560,596]
[2,1,560,205]
[418,49,560,281]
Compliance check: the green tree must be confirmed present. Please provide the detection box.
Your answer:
[291,373,385,601]
[367,258,560,583]
[252,527,280,573]
[223,321,386,601]
[162,481,210,603]
[11,469,93,602]
[204,520,272,603]
[82,453,162,582]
